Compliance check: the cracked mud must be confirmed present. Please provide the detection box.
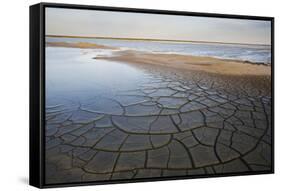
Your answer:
[45,51,272,184]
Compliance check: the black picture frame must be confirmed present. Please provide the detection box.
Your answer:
[30,2,274,188]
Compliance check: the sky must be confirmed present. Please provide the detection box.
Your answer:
[46,7,271,45]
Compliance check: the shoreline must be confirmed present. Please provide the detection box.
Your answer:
[46,41,116,49]
[46,35,271,47]
[46,41,271,76]
[95,50,271,76]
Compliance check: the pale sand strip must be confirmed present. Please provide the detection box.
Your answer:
[46,41,116,49]
[46,41,271,76]
[95,50,271,76]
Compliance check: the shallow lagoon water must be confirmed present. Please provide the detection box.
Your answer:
[46,47,153,108]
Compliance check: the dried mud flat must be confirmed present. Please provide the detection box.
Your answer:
[45,61,272,184]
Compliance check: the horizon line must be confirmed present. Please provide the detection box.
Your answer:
[46,34,271,46]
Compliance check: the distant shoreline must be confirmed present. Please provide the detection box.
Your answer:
[46,41,115,49]
[46,35,271,47]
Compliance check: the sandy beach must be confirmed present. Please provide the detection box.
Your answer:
[95,50,271,76]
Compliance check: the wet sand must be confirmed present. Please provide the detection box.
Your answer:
[95,50,271,76]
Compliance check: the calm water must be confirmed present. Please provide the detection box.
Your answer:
[47,37,271,64]
[46,47,153,107]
